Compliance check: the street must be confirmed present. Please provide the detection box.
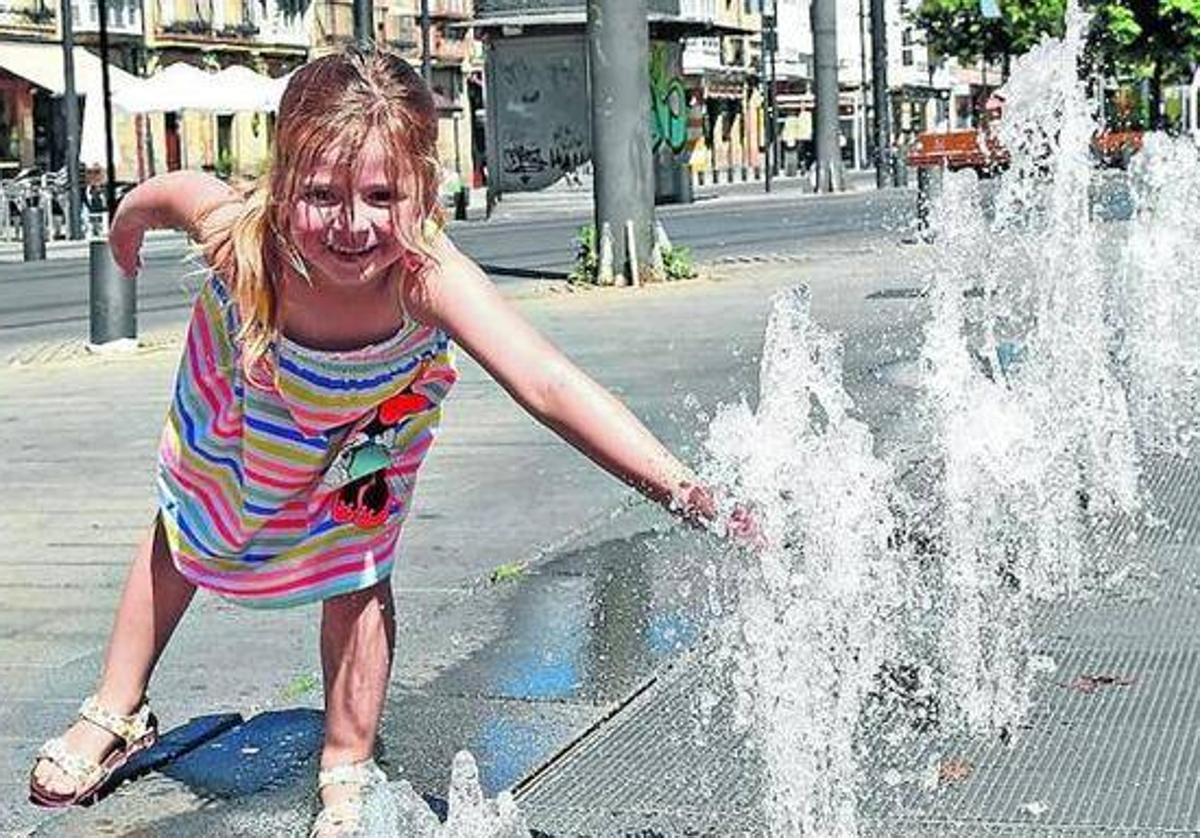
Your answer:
[0,184,914,356]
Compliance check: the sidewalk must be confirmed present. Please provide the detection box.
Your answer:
[0,240,927,836]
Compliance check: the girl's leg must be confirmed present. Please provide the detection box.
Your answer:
[32,515,196,795]
[318,577,396,806]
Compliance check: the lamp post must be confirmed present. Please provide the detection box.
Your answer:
[420,0,431,84]
[59,0,83,239]
[761,4,776,192]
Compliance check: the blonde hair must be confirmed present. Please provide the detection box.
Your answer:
[196,46,442,380]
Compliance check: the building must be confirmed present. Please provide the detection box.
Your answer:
[678,0,762,183]
[472,0,749,203]
[0,0,477,187]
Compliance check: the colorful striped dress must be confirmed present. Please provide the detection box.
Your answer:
[156,274,457,608]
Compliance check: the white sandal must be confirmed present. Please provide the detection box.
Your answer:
[29,694,158,808]
[310,757,387,838]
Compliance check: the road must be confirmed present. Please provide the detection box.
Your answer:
[0,186,915,354]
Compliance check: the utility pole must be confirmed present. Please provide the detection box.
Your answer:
[587,0,654,285]
[97,0,116,217]
[352,0,372,45]
[869,0,890,188]
[762,3,776,192]
[420,0,432,84]
[812,0,840,192]
[858,0,870,169]
[59,0,82,239]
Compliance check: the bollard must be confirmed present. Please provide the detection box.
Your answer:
[453,186,468,221]
[915,166,934,241]
[89,236,136,345]
[22,204,46,261]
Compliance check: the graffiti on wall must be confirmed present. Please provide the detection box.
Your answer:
[649,42,687,154]
[490,38,592,192]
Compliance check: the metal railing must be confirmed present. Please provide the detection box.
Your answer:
[0,167,102,243]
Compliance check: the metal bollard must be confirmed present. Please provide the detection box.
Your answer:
[453,186,468,221]
[916,167,932,235]
[89,236,136,345]
[22,203,46,261]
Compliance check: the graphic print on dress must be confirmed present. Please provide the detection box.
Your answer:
[323,370,434,531]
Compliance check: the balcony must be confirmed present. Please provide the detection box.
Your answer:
[0,0,56,33]
[431,26,470,63]
[430,0,469,20]
[73,0,144,36]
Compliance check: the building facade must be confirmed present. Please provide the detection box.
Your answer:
[0,0,477,186]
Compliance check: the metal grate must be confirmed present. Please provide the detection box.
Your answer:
[516,453,1200,836]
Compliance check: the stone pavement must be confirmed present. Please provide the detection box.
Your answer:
[1,239,928,836]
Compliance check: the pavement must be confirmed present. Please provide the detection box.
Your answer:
[4,189,1188,837]
[1,232,927,837]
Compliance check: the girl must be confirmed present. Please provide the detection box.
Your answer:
[27,47,750,836]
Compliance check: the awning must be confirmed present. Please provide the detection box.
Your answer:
[114,62,291,113]
[0,41,137,97]
[0,42,137,169]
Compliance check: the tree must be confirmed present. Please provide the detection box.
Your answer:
[1091,0,1200,128]
[911,0,1066,73]
[912,0,1200,127]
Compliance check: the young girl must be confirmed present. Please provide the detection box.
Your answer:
[28,47,749,836]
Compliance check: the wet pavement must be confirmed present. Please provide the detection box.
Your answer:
[516,448,1200,836]
[4,242,933,837]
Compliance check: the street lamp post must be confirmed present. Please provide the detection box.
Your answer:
[352,0,372,45]
[761,5,776,193]
[420,0,432,84]
[97,0,116,218]
[59,0,83,239]
[869,0,890,188]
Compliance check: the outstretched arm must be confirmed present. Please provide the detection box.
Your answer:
[109,171,242,277]
[407,235,718,525]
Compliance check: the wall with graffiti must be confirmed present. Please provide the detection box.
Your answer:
[487,35,592,194]
[649,41,688,156]
[485,36,692,196]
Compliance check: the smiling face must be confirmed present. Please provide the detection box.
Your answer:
[287,130,420,289]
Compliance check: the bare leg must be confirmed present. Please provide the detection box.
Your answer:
[32,515,196,795]
[318,578,396,808]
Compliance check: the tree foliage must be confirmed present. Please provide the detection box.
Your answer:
[912,0,1066,65]
[913,0,1200,89]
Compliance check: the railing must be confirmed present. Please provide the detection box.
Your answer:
[0,168,107,243]
[0,0,56,29]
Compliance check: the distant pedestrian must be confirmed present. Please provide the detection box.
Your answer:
[27,45,757,837]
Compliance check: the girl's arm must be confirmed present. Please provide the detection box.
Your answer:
[407,235,718,526]
[109,172,242,277]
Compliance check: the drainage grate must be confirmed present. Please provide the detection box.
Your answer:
[515,454,1200,836]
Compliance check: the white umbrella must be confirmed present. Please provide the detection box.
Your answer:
[210,65,278,112]
[112,63,215,113]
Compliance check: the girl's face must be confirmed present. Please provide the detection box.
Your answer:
[288,130,420,289]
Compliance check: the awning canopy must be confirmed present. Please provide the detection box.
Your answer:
[0,42,138,169]
[0,41,137,97]
[114,63,287,114]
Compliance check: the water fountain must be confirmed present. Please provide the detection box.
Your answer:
[692,2,1198,834]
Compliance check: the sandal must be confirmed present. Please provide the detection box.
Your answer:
[310,757,387,838]
[28,694,158,808]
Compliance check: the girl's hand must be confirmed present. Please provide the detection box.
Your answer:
[725,503,767,551]
[678,483,766,551]
[109,201,146,279]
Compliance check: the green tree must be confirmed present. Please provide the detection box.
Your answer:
[913,0,1200,127]
[1091,0,1200,127]
[911,0,1066,73]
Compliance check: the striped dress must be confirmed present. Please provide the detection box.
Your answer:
[156,274,457,608]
